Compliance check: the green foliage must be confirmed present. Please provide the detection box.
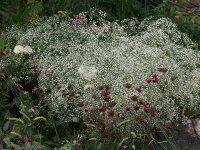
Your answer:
[153,0,200,48]
[0,0,43,31]
[41,0,146,20]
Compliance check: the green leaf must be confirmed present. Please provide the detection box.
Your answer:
[3,120,10,131]
[0,39,5,50]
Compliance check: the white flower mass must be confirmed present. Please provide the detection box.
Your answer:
[2,11,200,122]
[13,45,33,54]
[78,65,97,80]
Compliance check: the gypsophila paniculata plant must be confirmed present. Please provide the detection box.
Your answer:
[2,10,200,122]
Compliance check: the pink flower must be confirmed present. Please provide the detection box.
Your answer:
[84,106,93,113]
[44,69,51,76]
[31,66,39,73]
[136,87,144,93]
[143,102,151,111]
[32,87,40,93]
[102,23,110,32]
[73,139,81,146]
[72,12,86,26]
[157,68,168,73]
[123,83,132,89]
[99,105,106,113]
[108,117,115,125]
[67,101,73,108]
[117,111,123,117]
[68,91,76,97]
[124,105,132,112]
[145,74,159,83]
[16,83,24,90]
[107,109,115,117]
[0,50,9,55]
[143,118,148,124]
[91,94,97,99]
[100,90,110,96]
[170,76,177,81]
[91,22,98,31]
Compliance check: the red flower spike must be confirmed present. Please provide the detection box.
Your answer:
[84,106,93,113]
[91,94,97,99]
[97,86,105,90]
[32,87,40,93]
[107,109,115,117]
[134,105,140,111]
[16,83,24,90]
[152,74,159,83]
[138,100,144,105]
[77,101,84,107]
[117,111,123,117]
[84,116,92,124]
[123,83,132,89]
[148,108,158,117]
[143,102,151,111]
[100,90,110,96]
[130,95,138,101]
[157,68,168,73]
[164,121,173,129]
[145,74,159,83]
[109,101,117,107]
[170,76,177,81]
[103,96,110,102]
[68,91,76,97]
[108,117,115,125]
[31,67,39,73]
[67,101,73,107]
[74,139,81,146]
[104,85,111,90]
[136,87,144,93]
[99,105,106,113]
[124,105,132,112]
[143,118,148,124]
[44,69,51,76]
[0,50,9,55]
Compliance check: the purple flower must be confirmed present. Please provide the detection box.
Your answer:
[143,118,148,124]
[145,74,159,83]
[84,106,93,113]
[136,87,144,93]
[73,139,81,146]
[16,83,24,90]
[108,117,115,125]
[0,50,9,55]
[99,105,106,113]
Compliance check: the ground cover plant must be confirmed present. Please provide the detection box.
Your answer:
[0,9,200,149]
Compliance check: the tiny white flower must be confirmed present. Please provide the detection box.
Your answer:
[131,132,136,138]
[72,117,79,123]
[78,65,97,80]
[84,84,94,90]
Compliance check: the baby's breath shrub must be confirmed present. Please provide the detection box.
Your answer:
[2,10,200,123]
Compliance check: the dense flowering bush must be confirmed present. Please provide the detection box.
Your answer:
[1,10,200,125]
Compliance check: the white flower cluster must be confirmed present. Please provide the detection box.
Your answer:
[13,45,33,54]
[2,11,200,122]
